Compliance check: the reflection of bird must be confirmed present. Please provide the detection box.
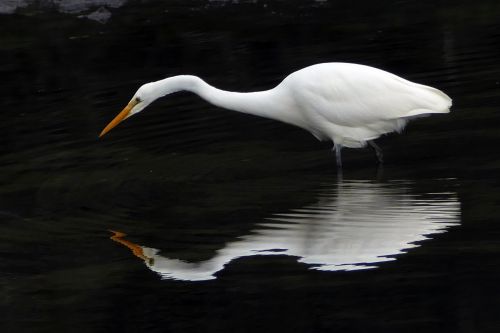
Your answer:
[99,63,451,167]
[109,180,460,281]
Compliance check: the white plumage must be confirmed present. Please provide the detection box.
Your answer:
[100,62,452,167]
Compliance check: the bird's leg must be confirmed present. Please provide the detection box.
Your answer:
[333,143,343,168]
[368,140,383,164]
[375,163,384,181]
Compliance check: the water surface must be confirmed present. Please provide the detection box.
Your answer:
[1,1,500,332]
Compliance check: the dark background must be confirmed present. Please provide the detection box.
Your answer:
[1,1,500,332]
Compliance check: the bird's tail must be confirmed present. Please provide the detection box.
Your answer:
[405,85,452,117]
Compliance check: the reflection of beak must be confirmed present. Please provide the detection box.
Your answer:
[99,100,138,138]
[109,230,153,264]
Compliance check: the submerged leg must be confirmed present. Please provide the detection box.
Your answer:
[333,143,343,168]
[368,140,384,164]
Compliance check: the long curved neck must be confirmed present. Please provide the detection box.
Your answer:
[151,75,295,124]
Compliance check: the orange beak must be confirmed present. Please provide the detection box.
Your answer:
[109,230,152,264]
[99,100,138,138]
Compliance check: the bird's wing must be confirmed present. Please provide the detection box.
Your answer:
[287,64,451,128]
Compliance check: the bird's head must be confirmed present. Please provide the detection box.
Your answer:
[99,83,156,138]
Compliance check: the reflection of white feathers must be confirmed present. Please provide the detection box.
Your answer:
[136,180,460,281]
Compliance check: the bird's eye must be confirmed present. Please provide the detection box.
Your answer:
[135,97,142,103]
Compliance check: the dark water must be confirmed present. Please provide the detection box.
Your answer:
[1,1,500,332]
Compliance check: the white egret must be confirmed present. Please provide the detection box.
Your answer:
[99,63,451,167]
